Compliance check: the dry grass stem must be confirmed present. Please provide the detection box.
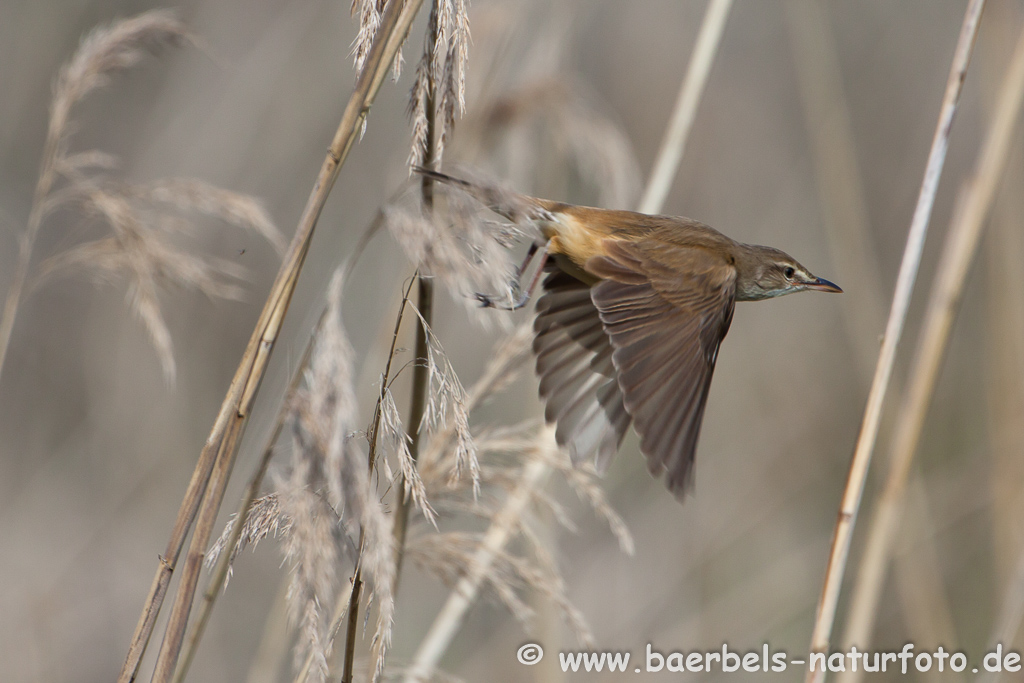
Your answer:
[127,1,424,680]
[636,0,733,214]
[0,10,188,381]
[805,2,986,680]
[403,433,555,683]
[836,18,1024,672]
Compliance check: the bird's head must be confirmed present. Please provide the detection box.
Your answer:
[734,245,842,301]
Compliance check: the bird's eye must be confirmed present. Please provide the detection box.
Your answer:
[783,266,795,279]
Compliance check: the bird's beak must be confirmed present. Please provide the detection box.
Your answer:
[805,277,843,293]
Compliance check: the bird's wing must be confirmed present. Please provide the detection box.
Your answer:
[586,239,737,498]
[533,266,631,471]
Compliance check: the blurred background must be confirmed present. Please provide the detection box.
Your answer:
[1,0,1023,680]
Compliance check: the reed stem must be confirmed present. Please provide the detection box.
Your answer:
[805,3,985,680]
[122,2,426,681]
[837,19,1024,679]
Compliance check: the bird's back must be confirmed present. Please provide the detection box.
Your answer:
[540,202,738,271]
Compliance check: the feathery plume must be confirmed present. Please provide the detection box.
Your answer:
[351,0,385,76]
[50,10,188,157]
[406,0,471,168]
[281,269,395,681]
[437,0,469,160]
[381,386,436,525]
[383,185,517,321]
[205,493,286,581]
[34,184,282,383]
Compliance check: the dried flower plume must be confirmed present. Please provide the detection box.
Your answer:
[383,179,519,322]
[35,180,283,383]
[407,0,471,168]
[6,10,284,385]
[207,270,396,681]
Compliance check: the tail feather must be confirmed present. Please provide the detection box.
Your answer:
[412,167,556,224]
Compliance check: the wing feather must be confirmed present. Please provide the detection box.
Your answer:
[533,268,631,470]
[587,239,736,498]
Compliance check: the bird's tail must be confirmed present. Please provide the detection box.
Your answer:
[412,167,556,224]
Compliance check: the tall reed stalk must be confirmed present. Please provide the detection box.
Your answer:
[805,3,985,680]
[837,22,1024,680]
[120,2,426,681]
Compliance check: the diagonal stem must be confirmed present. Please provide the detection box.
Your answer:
[391,108,438,591]
[403,441,554,683]
[118,2,426,682]
[805,2,985,681]
[836,19,1024,681]
[637,0,733,215]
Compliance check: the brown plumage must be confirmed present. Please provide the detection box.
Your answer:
[418,169,841,499]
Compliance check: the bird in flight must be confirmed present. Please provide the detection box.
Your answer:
[416,168,841,499]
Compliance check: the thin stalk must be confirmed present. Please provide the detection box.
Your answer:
[339,274,418,683]
[400,2,733,675]
[170,316,319,683]
[805,2,985,681]
[171,204,390,682]
[403,441,554,682]
[392,89,438,587]
[124,2,427,682]
[837,19,1024,677]
[636,0,733,214]
[340,574,363,683]
[391,275,433,579]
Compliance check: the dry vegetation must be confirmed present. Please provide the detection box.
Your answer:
[3,2,1024,683]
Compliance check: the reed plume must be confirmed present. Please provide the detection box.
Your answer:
[2,10,283,384]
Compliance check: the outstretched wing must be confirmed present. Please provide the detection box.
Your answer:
[533,267,631,471]
[587,239,736,498]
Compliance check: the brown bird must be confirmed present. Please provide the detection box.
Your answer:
[417,168,842,499]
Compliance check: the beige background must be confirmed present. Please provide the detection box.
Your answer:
[1,0,1022,680]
